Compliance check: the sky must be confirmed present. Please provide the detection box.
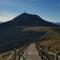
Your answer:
[0,0,60,22]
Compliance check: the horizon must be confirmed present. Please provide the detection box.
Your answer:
[0,0,60,22]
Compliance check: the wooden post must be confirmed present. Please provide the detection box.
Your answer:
[56,53,58,60]
[14,48,16,60]
[45,49,48,60]
[18,48,20,60]
[50,55,51,60]
[55,54,56,60]
[0,55,2,60]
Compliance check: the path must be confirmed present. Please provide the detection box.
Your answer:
[23,43,42,60]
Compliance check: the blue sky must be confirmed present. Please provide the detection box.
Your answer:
[0,0,60,22]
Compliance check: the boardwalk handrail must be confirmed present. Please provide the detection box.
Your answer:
[7,52,15,60]
[6,48,26,60]
[38,48,60,60]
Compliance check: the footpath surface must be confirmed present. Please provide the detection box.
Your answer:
[22,43,42,60]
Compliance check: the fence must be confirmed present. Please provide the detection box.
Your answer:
[0,47,60,60]
[38,48,60,60]
[0,43,30,60]
[0,48,26,60]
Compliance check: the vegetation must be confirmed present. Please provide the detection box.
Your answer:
[35,28,60,54]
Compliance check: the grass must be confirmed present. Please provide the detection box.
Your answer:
[36,30,60,54]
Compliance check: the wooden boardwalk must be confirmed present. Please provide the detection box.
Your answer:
[22,43,42,60]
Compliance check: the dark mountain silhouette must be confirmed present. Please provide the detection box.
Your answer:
[56,22,60,25]
[0,13,59,27]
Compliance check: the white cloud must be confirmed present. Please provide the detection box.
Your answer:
[0,16,14,22]
[0,10,18,22]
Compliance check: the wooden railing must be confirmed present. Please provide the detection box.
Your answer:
[0,48,26,60]
[0,47,60,60]
[38,48,60,60]
[0,43,29,60]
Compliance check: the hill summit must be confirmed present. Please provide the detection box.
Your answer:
[0,12,59,27]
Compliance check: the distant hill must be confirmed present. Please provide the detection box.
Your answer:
[56,22,60,25]
[0,13,59,27]
[0,22,3,24]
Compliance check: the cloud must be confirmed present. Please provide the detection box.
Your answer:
[0,10,18,22]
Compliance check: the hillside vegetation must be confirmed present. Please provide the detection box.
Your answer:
[35,28,60,54]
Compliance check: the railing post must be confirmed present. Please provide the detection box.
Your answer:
[56,53,58,60]
[14,48,16,60]
[45,50,47,60]
[0,55,3,60]
[18,48,20,60]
